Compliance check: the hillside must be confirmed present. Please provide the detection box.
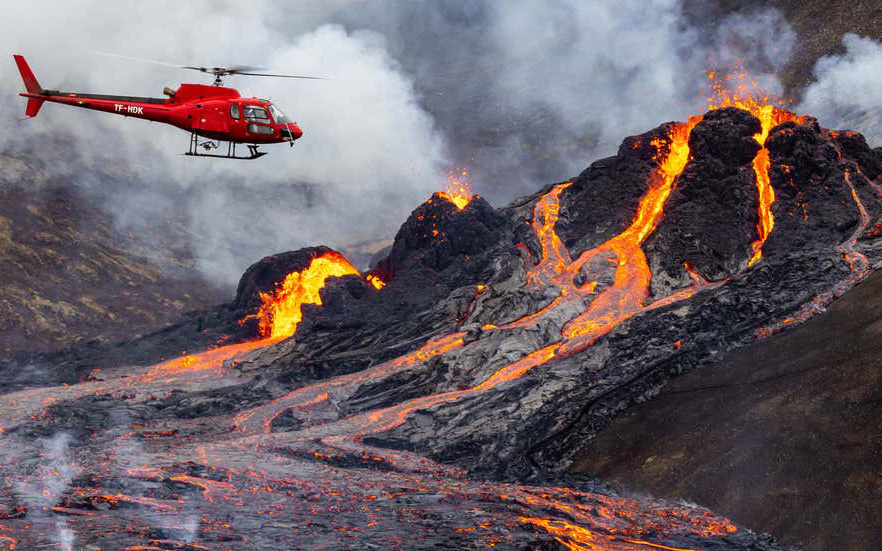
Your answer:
[572,267,882,551]
[1,104,879,548]
[0,149,225,356]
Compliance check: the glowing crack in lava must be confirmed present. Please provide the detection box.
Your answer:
[706,71,802,266]
[438,167,474,210]
[254,251,360,339]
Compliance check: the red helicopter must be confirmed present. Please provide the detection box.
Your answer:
[14,54,322,160]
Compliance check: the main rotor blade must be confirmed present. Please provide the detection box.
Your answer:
[91,51,186,68]
[227,65,266,73]
[235,71,327,80]
[91,52,325,80]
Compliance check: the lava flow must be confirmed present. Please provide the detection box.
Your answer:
[4,81,879,549]
[254,251,361,339]
[706,71,802,265]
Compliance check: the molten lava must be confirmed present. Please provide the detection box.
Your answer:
[255,251,360,339]
[706,71,801,266]
[438,167,473,210]
[366,274,386,290]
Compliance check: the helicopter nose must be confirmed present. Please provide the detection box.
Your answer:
[286,123,303,140]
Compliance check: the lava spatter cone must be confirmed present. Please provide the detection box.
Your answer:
[372,192,509,288]
[235,246,363,339]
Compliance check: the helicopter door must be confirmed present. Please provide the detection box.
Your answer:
[243,105,275,136]
[192,104,230,134]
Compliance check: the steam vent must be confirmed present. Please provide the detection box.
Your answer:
[3,101,882,550]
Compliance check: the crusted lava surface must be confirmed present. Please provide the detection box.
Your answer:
[3,106,882,549]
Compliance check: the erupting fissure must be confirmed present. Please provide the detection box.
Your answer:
[706,72,802,266]
[7,74,861,550]
[254,251,360,339]
[438,167,474,210]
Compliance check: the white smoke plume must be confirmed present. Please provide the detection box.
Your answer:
[10,432,79,550]
[799,33,882,145]
[0,1,800,287]
[0,1,446,286]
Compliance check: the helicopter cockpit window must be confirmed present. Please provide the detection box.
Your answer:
[243,105,270,122]
[230,104,241,120]
[269,104,289,124]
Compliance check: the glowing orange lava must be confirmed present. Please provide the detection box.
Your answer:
[706,71,802,266]
[255,251,360,339]
[560,116,704,347]
[438,167,473,210]
[366,274,386,290]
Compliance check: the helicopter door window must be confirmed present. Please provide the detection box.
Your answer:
[243,105,271,123]
[230,104,241,120]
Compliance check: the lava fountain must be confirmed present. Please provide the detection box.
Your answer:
[438,167,474,210]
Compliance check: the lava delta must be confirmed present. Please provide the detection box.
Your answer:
[2,96,882,550]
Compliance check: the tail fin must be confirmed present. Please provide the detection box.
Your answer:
[14,55,45,117]
[25,98,45,117]
[14,55,42,93]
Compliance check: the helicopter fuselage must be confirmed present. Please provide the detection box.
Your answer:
[19,82,303,145]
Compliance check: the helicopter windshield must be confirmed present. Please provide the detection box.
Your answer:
[269,104,290,124]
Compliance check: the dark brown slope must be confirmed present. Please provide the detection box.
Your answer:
[0,153,225,357]
[572,268,882,551]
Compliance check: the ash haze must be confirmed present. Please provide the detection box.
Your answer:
[799,33,882,144]
[1,0,801,287]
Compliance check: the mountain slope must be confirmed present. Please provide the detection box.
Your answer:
[572,267,882,551]
[0,150,224,356]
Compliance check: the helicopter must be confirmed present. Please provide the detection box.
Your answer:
[13,54,323,160]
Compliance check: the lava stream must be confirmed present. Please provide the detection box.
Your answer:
[253,251,361,339]
[705,77,802,266]
[757,166,873,337]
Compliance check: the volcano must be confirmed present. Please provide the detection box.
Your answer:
[2,99,881,550]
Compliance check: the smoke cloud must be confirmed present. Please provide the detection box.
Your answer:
[0,1,801,287]
[9,432,79,550]
[0,1,446,285]
[799,33,882,144]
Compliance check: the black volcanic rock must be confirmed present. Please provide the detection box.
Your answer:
[555,123,674,256]
[571,267,882,551]
[646,107,763,293]
[233,245,338,311]
[763,117,882,260]
[374,193,509,290]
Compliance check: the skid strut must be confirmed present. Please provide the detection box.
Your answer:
[184,132,267,160]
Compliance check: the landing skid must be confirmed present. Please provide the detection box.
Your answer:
[184,133,267,160]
